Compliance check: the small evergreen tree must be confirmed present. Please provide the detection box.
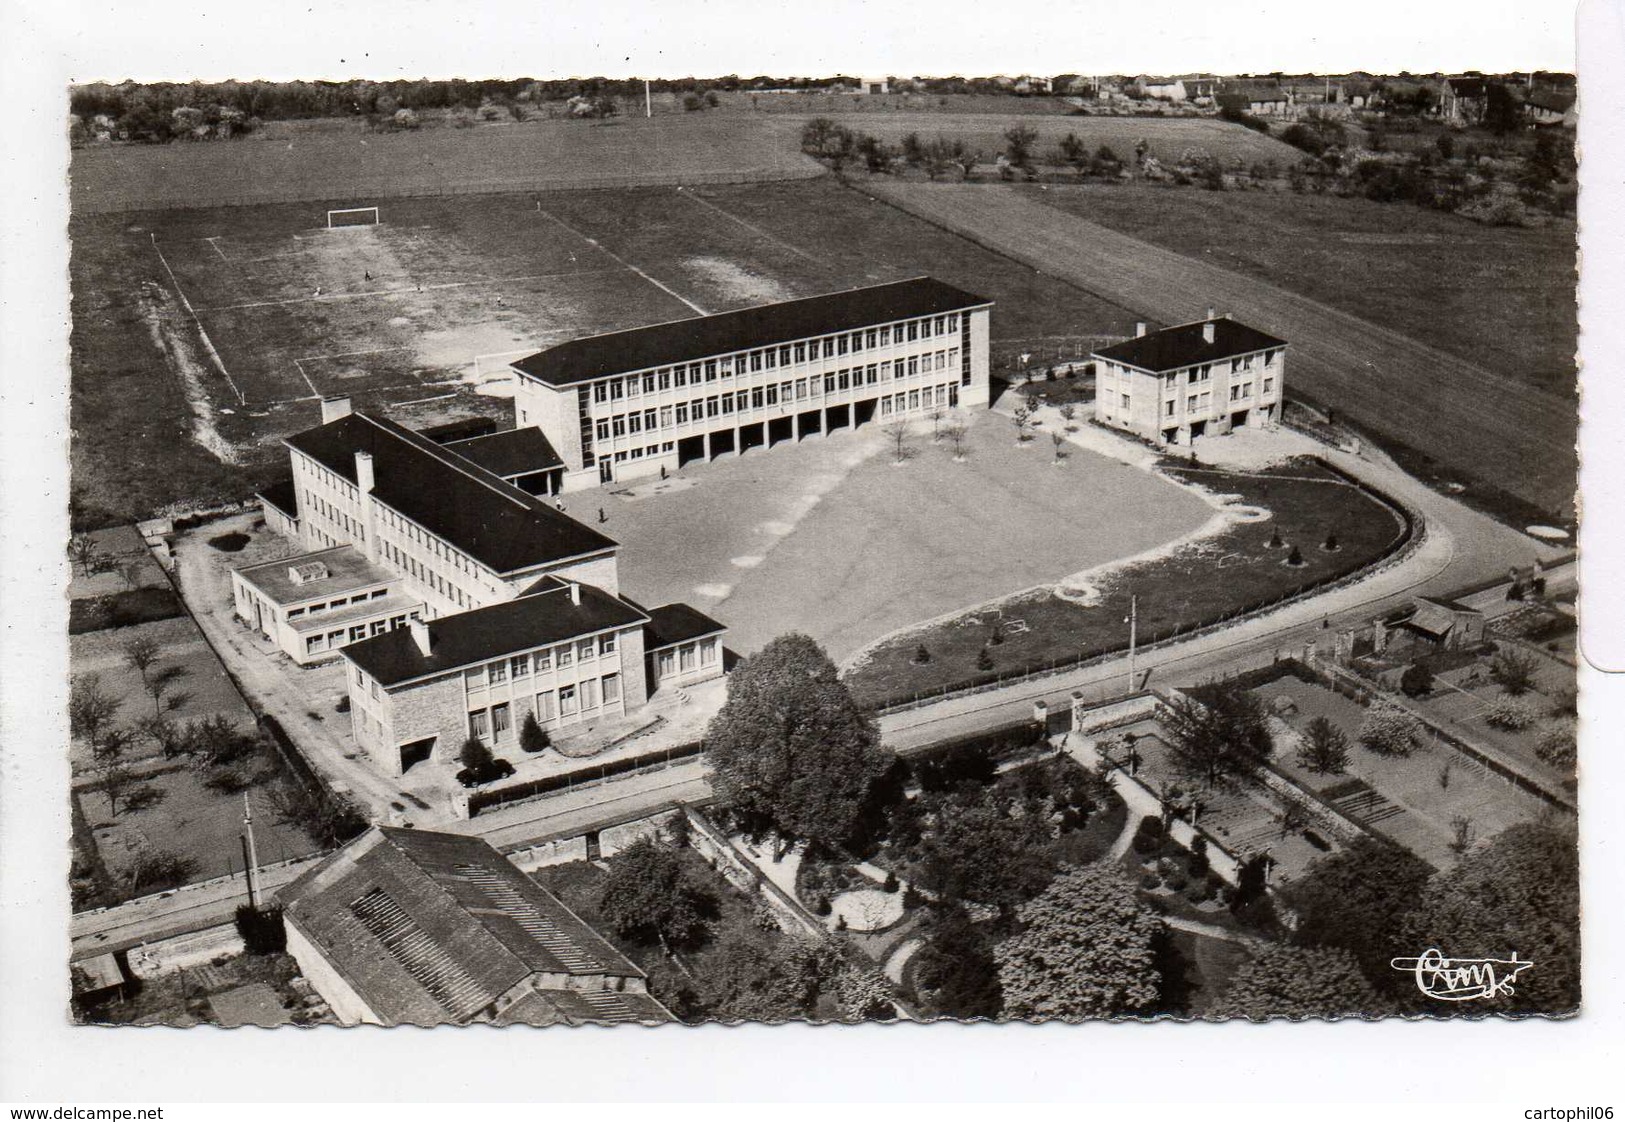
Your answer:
[913,643,931,664]
[1285,545,1304,566]
[519,711,550,754]
[459,736,495,777]
[1297,716,1350,775]
[976,647,995,672]
[1399,662,1434,697]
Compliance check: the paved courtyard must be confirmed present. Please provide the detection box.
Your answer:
[580,410,1214,662]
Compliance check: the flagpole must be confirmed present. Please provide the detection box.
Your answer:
[1127,594,1137,693]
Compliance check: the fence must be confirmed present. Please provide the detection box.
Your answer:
[870,455,1422,716]
[73,164,827,216]
[464,740,705,817]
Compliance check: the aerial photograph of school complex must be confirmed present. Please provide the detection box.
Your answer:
[61,63,1579,1029]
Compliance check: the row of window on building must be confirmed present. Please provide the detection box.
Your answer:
[654,637,719,679]
[879,382,958,417]
[305,612,414,657]
[470,672,624,742]
[287,587,390,620]
[1154,377,1275,418]
[588,315,964,406]
[592,350,962,442]
[463,632,621,693]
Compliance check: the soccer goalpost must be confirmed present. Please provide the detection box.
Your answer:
[327,206,380,229]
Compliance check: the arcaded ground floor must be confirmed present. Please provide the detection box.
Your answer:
[583,409,1214,663]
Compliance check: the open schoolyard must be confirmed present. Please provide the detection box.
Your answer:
[597,409,1212,663]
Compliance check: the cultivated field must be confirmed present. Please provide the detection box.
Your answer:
[862,180,1577,518]
[600,412,1214,662]
[70,178,1147,527]
[69,112,824,214]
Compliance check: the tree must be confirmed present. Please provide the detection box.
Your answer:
[139,714,185,759]
[927,405,946,442]
[598,837,716,952]
[976,646,994,672]
[1399,662,1435,697]
[704,634,894,852]
[1489,646,1539,696]
[69,675,120,756]
[519,711,550,754]
[1210,945,1386,1020]
[121,635,161,691]
[1287,836,1433,989]
[954,147,979,180]
[459,736,495,776]
[1402,823,1579,1014]
[883,420,911,463]
[902,788,1056,914]
[945,421,969,461]
[1483,83,1523,136]
[1296,716,1350,775]
[1159,684,1272,789]
[1358,699,1422,757]
[1050,431,1067,463]
[1057,131,1088,178]
[96,737,139,817]
[911,905,1002,1019]
[1011,404,1036,443]
[144,664,184,717]
[1002,124,1038,172]
[994,865,1161,1019]
[1535,724,1577,769]
[67,534,100,577]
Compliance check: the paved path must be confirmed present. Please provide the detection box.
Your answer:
[884,937,925,985]
[862,180,1574,514]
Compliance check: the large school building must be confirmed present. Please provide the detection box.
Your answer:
[238,400,724,776]
[508,276,993,490]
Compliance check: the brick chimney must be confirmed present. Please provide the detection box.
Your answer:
[355,451,375,494]
[321,396,352,424]
[1134,321,1147,338]
[408,616,432,657]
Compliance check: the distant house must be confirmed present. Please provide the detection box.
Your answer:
[1139,76,1188,102]
[1523,88,1576,127]
[1013,75,1052,95]
[1183,77,1218,105]
[1223,80,1291,116]
[858,76,889,95]
[1438,77,1489,123]
[280,826,674,1027]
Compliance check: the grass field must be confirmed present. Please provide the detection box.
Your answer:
[69,112,824,214]
[70,178,1147,528]
[600,411,1212,662]
[862,179,1577,518]
[847,457,1410,707]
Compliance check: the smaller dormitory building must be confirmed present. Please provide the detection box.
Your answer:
[507,276,993,491]
[1092,311,1287,446]
[237,399,724,776]
[279,826,673,1026]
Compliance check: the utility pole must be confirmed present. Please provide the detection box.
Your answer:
[241,792,261,909]
[1126,594,1138,694]
[645,79,653,119]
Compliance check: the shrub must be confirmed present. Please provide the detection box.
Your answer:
[1323,531,1340,551]
[1285,545,1304,567]
[1359,701,1421,757]
[976,647,994,672]
[1165,874,1189,893]
[234,904,287,954]
[519,712,550,754]
[883,870,900,893]
[1490,647,1539,696]
[1535,725,1577,768]
[814,895,833,916]
[1484,696,1538,731]
[1140,872,1161,890]
[1399,663,1435,698]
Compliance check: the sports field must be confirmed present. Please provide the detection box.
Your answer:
[597,411,1214,662]
[70,178,1148,527]
[863,180,1577,518]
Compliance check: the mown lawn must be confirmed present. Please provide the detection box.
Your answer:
[846,457,1410,708]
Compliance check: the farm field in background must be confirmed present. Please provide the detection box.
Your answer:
[862,179,1576,518]
[1031,182,1578,395]
[69,178,1145,529]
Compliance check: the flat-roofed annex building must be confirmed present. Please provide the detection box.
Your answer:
[509,276,994,491]
[279,826,673,1026]
[243,400,725,775]
[1093,312,1287,446]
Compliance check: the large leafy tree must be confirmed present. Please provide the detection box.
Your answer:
[704,634,894,852]
[1160,684,1272,789]
[1210,945,1387,1020]
[1287,836,1434,991]
[1401,823,1579,1015]
[911,905,1003,1020]
[903,788,1057,914]
[994,865,1161,1019]
[598,837,716,952]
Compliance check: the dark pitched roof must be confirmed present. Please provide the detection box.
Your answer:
[1445,77,1488,98]
[1093,317,1287,374]
[1227,81,1288,101]
[511,277,991,388]
[257,479,298,520]
[342,576,648,686]
[643,602,727,649]
[1524,88,1575,113]
[285,412,615,575]
[279,827,663,1026]
[445,427,565,478]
